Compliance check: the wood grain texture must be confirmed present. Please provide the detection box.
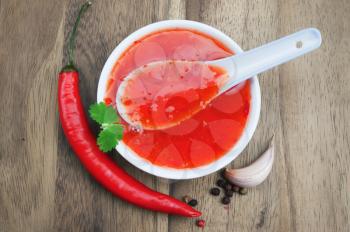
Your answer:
[0,0,349,231]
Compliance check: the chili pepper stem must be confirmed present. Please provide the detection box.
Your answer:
[61,1,92,72]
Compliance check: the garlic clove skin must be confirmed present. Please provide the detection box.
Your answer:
[225,137,274,188]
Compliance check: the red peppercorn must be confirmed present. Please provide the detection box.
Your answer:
[183,195,192,203]
[196,219,205,228]
[224,182,232,191]
[232,185,240,192]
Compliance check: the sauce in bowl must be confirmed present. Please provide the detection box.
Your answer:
[104,29,251,169]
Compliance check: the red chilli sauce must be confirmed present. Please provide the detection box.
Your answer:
[120,61,228,129]
[104,29,251,169]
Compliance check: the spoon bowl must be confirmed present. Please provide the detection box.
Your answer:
[116,60,228,130]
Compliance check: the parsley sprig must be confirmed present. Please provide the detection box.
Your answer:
[89,102,123,152]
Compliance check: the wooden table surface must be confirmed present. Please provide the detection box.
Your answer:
[1,0,349,231]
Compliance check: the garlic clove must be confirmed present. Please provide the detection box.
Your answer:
[225,136,274,188]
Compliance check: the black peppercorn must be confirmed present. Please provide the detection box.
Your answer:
[210,187,220,196]
[239,187,248,195]
[188,199,198,207]
[222,196,231,205]
[216,179,226,188]
[225,189,234,197]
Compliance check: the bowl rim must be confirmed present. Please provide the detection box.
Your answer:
[97,20,261,179]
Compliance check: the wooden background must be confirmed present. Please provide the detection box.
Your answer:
[1,0,349,231]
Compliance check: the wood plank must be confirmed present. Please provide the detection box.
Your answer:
[0,0,64,231]
[0,0,349,231]
[279,0,350,231]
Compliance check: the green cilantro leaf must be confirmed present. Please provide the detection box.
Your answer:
[89,102,118,124]
[97,124,124,152]
[113,124,124,140]
[89,102,124,152]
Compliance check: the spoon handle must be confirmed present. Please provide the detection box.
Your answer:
[220,28,322,93]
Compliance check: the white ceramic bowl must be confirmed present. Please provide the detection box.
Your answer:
[97,20,261,179]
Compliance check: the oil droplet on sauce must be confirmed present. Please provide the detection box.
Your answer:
[121,61,227,129]
[104,29,251,169]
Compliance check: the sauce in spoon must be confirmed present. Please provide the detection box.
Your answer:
[117,61,228,129]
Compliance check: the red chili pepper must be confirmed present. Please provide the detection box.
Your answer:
[58,2,201,217]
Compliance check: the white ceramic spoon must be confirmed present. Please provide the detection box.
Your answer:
[116,28,322,130]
